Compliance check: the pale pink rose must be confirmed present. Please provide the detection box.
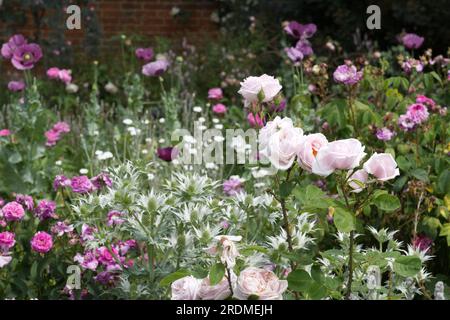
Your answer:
[363,153,400,181]
[214,235,242,268]
[234,267,288,300]
[296,133,328,172]
[312,138,366,177]
[171,276,202,300]
[0,255,12,268]
[258,116,295,152]
[347,169,368,193]
[262,125,303,170]
[238,74,282,103]
[198,272,236,300]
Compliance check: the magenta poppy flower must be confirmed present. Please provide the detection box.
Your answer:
[11,43,43,70]
[295,39,314,57]
[0,129,11,137]
[135,47,154,61]
[142,59,169,77]
[1,34,27,59]
[7,80,25,92]
[284,21,317,39]
[208,88,223,100]
[402,33,424,49]
[157,147,178,162]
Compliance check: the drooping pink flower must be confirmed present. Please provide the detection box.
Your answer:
[135,47,154,62]
[1,201,25,221]
[11,43,43,70]
[0,129,11,137]
[212,103,227,115]
[406,103,429,124]
[376,127,395,141]
[0,231,16,252]
[223,177,244,196]
[402,33,424,49]
[333,64,363,85]
[1,34,27,59]
[34,200,57,221]
[247,113,264,128]
[142,59,169,77]
[7,80,25,92]
[30,231,53,254]
[208,88,223,100]
[15,194,34,211]
[71,176,95,194]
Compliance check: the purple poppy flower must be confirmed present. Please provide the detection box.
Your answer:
[295,39,314,57]
[15,194,34,211]
[157,147,178,162]
[7,80,25,92]
[135,47,154,61]
[142,59,169,77]
[376,127,395,141]
[284,47,303,63]
[333,64,363,85]
[284,21,316,39]
[1,34,27,59]
[71,176,95,194]
[11,43,43,70]
[34,200,57,221]
[402,33,424,49]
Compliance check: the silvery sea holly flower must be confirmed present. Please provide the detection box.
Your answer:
[402,33,424,49]
[1,34,27,59]
[11,43,43,70]
[333,64,363,85]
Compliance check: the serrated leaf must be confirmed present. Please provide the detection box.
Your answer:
[393,256,421,277]
[334,208,355,232]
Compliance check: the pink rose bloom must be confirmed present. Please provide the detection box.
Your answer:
[171,276,202,300]
[297,133,328,172]
[0,129,11,137]
[30,231,53,253]
[238,74,282,104]
[406,103,429,124]
[363,153,400,181]
[312,139,366,177]
[398,114,416,131]
[347,169,368,193]
[247,113,264,128]
[212,103,227,115]
[74,250,98,271]
[208,88,223,100]
[2,201,25,221]
[233,267,288,300]
[258,116,294,151]
[198,273,236,300]
[0,231,16,251]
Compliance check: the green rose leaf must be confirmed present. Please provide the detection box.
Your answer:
[334,207,355,232]
[209,263,226,286]
[159,269,191,286]
[372,193,401,212]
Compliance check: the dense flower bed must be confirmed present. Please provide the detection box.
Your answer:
[0,20,449,300]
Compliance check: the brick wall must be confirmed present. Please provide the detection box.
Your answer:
[0,0,219,49]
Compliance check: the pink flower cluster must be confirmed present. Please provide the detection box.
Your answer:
[207,88,228,115]
[47,67,72,84]
[54,172,112,194]
[45,122,71,147]
[398,102,429,132]
[223,176,244,196]
[333,63,363,85]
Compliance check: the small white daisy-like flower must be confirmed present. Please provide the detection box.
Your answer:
[193,106,203,113]
[123,119,133,125]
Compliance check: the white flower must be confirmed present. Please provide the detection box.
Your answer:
[123,119,133,125]
[193,106,203,113]
[104,82,118,94]
[79,168,88,174]
[66,83,79,93]
[159,118,165,124]
[214,124,223,130]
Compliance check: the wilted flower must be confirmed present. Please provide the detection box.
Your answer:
[30,231,53,254]
[213,235,242,268]
[7,80,25,92]
[347,169,368,193]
